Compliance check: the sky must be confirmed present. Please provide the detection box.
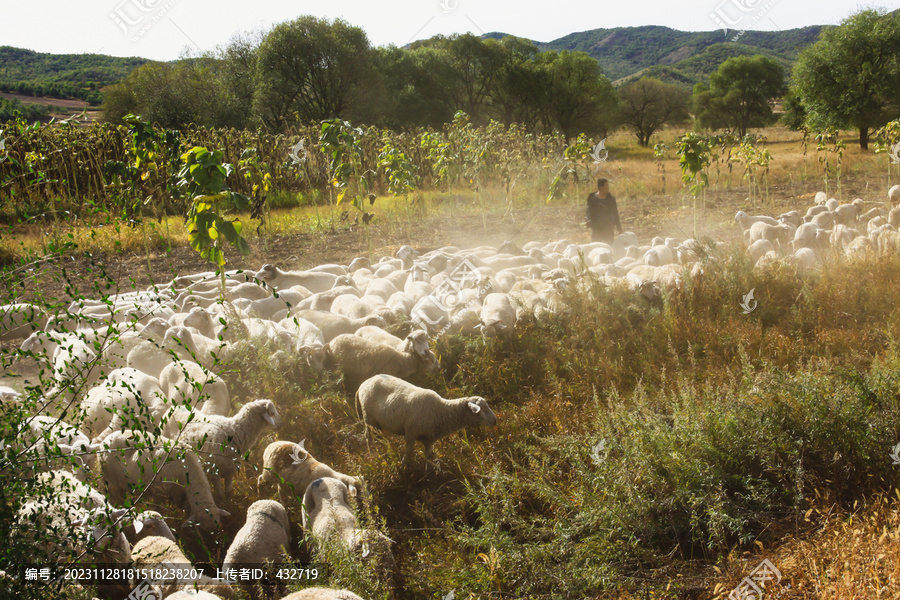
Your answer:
[2,0,899,61]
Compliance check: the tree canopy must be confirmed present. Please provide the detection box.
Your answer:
[618,77,690,147]
[791,8,900,149]
[692,55,784,138]
[251,16,376,130]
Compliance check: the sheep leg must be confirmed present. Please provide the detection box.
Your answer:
[224,473,234,498]
[211,475,225,500]
[403,439,416,465]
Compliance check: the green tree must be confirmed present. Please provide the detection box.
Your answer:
[214,30,264,129]
[692,55,784,138]
[442,34,509,125]
[780,90,807,131]
[791,8,900,150]
[252,16,375,131]
[618,77,690,147]
[541,50,619,142]
[493,36,552,133]
[373,45,457,129]
[101,58,234,128]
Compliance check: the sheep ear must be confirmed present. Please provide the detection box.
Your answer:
[264,413,276,426]
[111,508,129,522]
[133,520,144,535]
[217,509,231,518]
[348,484,357,498]
[467,401,481,414]
[90,525,105,541]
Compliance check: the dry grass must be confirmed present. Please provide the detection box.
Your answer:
[710,492,900,599]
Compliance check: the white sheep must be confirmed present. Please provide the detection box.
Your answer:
[748,239,775,264]
[354,325,405,349]
[810,211,835,229]
[169,306,218,340]
[386,291,416,316]
[79,367,168,441]
[814,191,828,205]
[803,205,829,221]
[735,211,778,231]
[226,282,271,302]
[0,385,21,406]
[301,477,394,577]
[131,535,235,598]
[355,374,497,464]
[15,415,97,481]
[326,330,440,391]
[792,223,821,251]
[409,296,450,334]
[298,285,362,312]
[222,500,291,571]
[159,360,231,418]
[17,470,131,565]
[889,205,900,228]
[330,294,392,321]
[793,247,819,271]
[0,303,48,341]
[889,185,900,204]
[258,440,360,499]
[746,222,791,248]
[868,216,888,236]
[279,590,365,600]
[122,510,176,545]
[98,429,230,532]
[643,245,675,266]
[479,292,516,337]
[296,310,386,343]
[778,211,802,228]
[177,399,282,499]
[255,264,337,293]
[166,591,226,600]
[364,279,400,302]
[833,200,863,226]
[126,326,205,378]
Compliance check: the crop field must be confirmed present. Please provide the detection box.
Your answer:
[2,115,900,600]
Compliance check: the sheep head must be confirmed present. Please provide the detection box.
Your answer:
[181,506,230,533]
[404,331,439,373]
[301,477,354,531]
[255,264,278,283]
[255,399,281,429]
[466,397,498,427]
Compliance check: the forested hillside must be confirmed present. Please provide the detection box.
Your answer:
[532,25,824,81]
[0,46,148,104]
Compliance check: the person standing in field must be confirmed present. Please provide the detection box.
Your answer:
[585,178,622,244]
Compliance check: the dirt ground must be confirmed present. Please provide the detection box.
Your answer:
[0,91,101,122]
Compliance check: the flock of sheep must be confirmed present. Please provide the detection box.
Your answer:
[2,184,899,600]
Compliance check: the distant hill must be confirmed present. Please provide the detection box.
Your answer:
[0,24,825,107]
[0,46,148,104]
[485,25,825,86]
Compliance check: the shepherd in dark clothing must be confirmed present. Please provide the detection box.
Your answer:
[585,178,622,244]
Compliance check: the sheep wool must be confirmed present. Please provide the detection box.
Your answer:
[258,440,360,499]
[355,374,497,464]
[222,500,291,570]
[98,429,229,532]
[131,535,235,599]
[178,399,282,498]
[326,331,439,392]
[278,589,366,600]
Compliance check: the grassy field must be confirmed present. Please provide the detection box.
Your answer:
[3,124,900,599]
